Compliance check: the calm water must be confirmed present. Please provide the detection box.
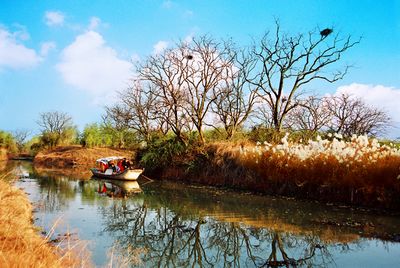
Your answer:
[3,160,400,267]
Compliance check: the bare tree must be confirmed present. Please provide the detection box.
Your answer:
[182,36,236,144]
[326,93,391,137]
[12,129,31,153]
[37,111,73,134]
[213,47,259,139]
[37,111,74,147]
[285,95,332,134]
[136,36,236,144]
[102,105,132,148]
[247,21,360,132]
[137,46,191,145]
[105,80,160,142]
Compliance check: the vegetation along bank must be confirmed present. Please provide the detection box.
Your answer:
[139,133,400,211]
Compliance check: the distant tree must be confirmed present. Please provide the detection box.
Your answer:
[105,80,161,143]
[37,111,73,135]
[12,129,31,153]
[100,114,137,149]
[81,123,103,147]
[25,136,41,154]
[326,93,391,137]
[285,95,331,134]
[247,21,360,132]
[37,111,75,148]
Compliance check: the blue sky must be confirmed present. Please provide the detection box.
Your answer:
[0,0,399,138]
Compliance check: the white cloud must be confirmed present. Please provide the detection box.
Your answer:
[153,40,169,55]
[0,27,42,69]
[40,41,56,56]
[45,11,65,26]
[56,31,133,97]
[88,17,101,30]
[335,83,400,135]
[12,24,30,41]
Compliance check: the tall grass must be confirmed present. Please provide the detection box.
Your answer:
[0,172,91,267]
[235,134,400,207]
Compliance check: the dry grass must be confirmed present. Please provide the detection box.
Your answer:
[232,135,400,208]
[0,172,91,267]
[237,137,400,185]
[0,148,8,162]
[34,145,133,168]
[185,135,400,209]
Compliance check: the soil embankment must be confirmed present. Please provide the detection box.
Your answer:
[34,145,134,168]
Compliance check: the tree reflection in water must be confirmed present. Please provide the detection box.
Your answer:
[100,200,337,267]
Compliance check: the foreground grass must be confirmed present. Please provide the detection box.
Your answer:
[0,173,90,267]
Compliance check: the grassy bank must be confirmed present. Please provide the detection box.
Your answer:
[30,135,400,210]
[141,135,400,210]
[0,175,90,267]
[34,145,133,168]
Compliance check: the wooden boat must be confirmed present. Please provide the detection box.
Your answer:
[90,156,144,181]
[91,168,144,180]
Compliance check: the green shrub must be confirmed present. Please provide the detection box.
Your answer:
[247,126,285,144]
[139,134,190,170]
[80,123,138,148]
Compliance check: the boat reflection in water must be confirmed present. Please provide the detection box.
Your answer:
[94,178,142,197]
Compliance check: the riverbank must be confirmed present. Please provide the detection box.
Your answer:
[143,140,400,211]
[32,139,400,210]
[34,145,133,168]
[0,176,89,267]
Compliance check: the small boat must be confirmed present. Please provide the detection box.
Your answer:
[90,156,144,181]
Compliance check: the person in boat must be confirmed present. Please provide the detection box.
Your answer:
[117,159,124,172]
[100,161,108,173]
[122,158,131,170]
[109,161,120,173]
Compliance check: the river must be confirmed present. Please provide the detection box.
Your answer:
[3,160,400,267]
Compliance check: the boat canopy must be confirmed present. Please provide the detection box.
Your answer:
[96,156,125,164]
